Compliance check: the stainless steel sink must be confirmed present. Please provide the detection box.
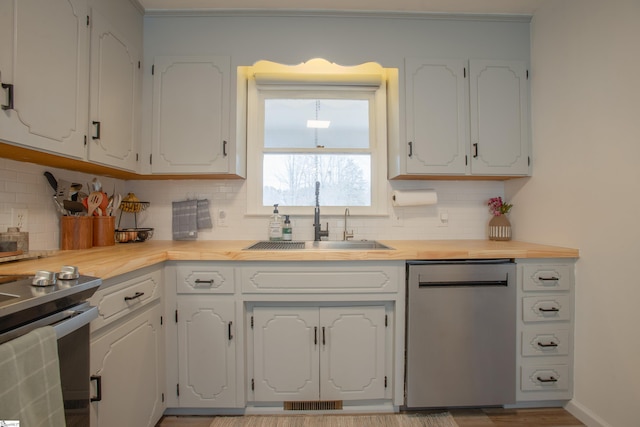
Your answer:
[244,240,394,251]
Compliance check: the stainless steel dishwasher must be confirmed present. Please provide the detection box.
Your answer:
[405,260,516,408]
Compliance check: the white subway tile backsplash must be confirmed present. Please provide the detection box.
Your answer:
[0,159,505,249]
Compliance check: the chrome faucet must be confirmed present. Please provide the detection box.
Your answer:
[343,208,354,241]
[313,181,329,241]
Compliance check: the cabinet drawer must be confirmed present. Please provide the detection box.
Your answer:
[521,264,573,292]
[521,330,570,357]
[520,364,569,392]
[90,269,162,331]
[176,265,235,294]
[241,262,401,294]
[522,295,572,323]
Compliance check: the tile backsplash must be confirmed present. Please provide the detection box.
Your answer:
[1,158,504,250]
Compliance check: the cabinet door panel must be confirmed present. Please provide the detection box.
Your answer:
[320,306,386,400]
[90,304,164,427]
[253,306,319,401]
[88,9,139,171]
[0,0,88,158]
[470,60,529,175]
[177,298,236,407]
[405,59,468,175]
[151,56,230,173]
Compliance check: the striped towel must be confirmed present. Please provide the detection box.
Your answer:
[172,200,198,240]
[0,326,66,427]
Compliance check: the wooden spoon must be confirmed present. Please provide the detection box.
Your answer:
[87,192,104,216]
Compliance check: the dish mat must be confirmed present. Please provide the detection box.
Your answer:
[0,326,66,427]
[172,200,198,240]
[197,199,213,230]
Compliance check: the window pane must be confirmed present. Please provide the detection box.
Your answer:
[263,154,371,206]
[264,99,370,149]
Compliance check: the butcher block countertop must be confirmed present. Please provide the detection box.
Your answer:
[0,240,579,280]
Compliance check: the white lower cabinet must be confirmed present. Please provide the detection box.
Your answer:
[165,262,240,409]
[176,297,236,407]
[251,304,388,403]
[516,260,575,402]
[89,268,165,427]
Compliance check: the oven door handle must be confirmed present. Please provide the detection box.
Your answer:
[0,302,98,345]
[53,305,98,339]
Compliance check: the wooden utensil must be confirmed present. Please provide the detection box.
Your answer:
[87,192,104,216]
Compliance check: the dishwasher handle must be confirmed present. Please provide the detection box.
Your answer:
[419,279,508,287]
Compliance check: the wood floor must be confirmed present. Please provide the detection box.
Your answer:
[156,408,585,427]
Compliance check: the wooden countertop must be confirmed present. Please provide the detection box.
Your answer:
[0,240,579,280]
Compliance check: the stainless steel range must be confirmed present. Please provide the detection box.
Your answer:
[0,267,102,426]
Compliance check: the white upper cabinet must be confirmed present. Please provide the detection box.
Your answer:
[0,0,89,158]
[151,56,231,174]
[87,8,140,171]
[405,59,469,175]
[469,60,530,176]
[393,58,530,179]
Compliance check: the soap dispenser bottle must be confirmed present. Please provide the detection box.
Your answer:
[283,215,292,241]
[268,204,283,241]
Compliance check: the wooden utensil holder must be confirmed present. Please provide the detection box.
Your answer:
[60,216,93,250]
[93,216,115,246]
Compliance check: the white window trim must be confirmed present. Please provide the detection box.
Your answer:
[245,59,390,217]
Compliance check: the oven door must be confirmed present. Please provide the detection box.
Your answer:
[0,303,98,426]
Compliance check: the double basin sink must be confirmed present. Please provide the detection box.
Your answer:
[244,240,393,251]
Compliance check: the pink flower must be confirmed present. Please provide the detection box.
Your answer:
[488,197,513,216]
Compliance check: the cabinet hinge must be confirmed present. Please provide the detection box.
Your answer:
[176,384,180,396]
[86,15,90,26]
[251,316,254,329]
[161,393,164,403]
[385,314,388,327]
[152,64,155,75]
[384,376,388,388]
[251,379,255,391]
[175,309,178,323]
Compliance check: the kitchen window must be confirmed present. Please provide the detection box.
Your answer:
[245,59,392,216]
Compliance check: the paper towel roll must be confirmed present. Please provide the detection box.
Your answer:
[391,190,438,207]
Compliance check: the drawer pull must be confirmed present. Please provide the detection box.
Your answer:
[314,326,318,345]
[538,306,560,313]
[538,276,559,282]
[194,279,214,286]
[228,321,233,340]
[536,376,558,383]
[322,326,326,346]
[124,291,144,301]
[537,341,558,348]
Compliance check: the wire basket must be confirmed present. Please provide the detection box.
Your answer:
[115,228,154,243]
[119,201,150,213]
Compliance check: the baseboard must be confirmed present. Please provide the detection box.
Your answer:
[565,400,611,427]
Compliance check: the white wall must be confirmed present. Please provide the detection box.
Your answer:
[506,1,640,425]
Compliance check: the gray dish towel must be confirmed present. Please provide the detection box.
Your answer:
[0,326,66,427]
[196,199,213,230]
[172,200,198,240]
